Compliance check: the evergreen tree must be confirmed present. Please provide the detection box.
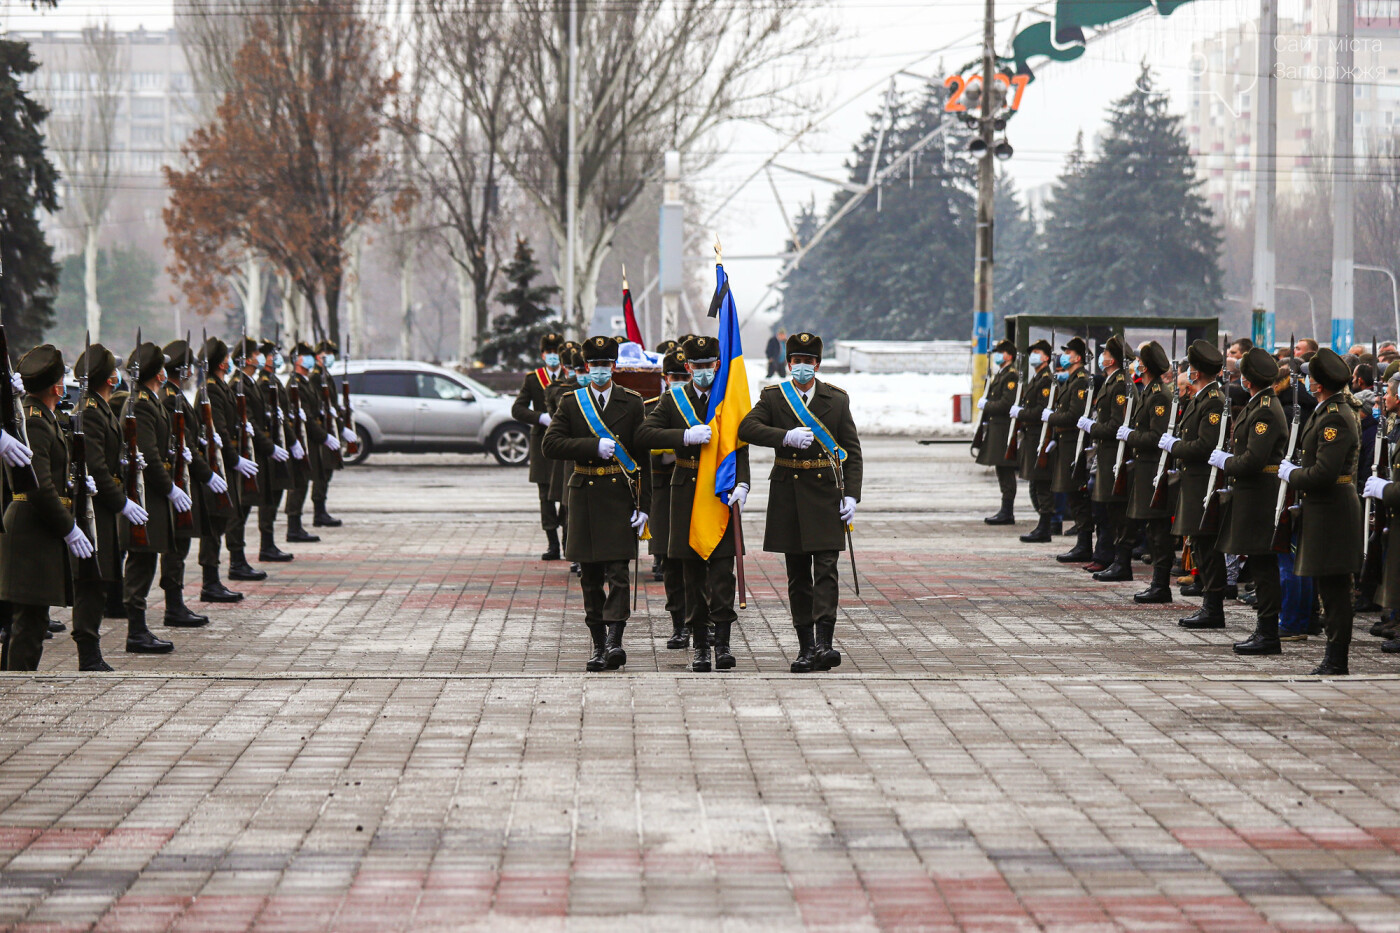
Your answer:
[50,247,160,353]
[478,237,562,367]
[1041,67,1222,317]
[994,169,1041,325]
[0,38,60,350]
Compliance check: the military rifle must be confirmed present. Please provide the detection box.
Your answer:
[1035,337,1060,470]
[122,331,149,548]
[71,330,100,579]
[1111,361,1136,498]
[1072,340,1096,488]
[1364,336,1387,567]
[343,335,359,458]
[198,328,234,512]
[1199,334,1231,536]
[288,379,311,478]
[970,364,993,456]
[320,370,343,470]
[0,322,38,492]
[823,445,860,597]
[1272,336,1302,553]
[1003,347,1026,463]
[234,330,258,496]
[1150,332,1181,510]
[170,335,194,533]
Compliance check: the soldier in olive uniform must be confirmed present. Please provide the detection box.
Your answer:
[204,338,264,584]
[1365,373,1400,653]
[1044,337,1094,563]
[1209,347,1289,655]
[0,347,93,670]
[1011,340,1056,542]
[545,345,583,570]
[254,340,300,558]
[975,338,1020,525]
[120,342,194,648]
[1118,341,1175,603]
[286,341,336,543]
[541,336,651,672]
[645,350,690,648]
[638,335,751,673]
[1281,347,1363,674]
[514,333,567,560]
[228,339,291,564]
[310,339,354,527]
[739,332,863,674]
[1081,336,1136,580]
[1159,340,1227,629]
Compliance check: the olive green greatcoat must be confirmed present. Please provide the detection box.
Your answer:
[204,371,243,512]
[1216,387,1288,554]
[973,363,1019,467]
[256,369,298,492]
[1291,392,1363,577]
[310,366,345,473]
[1170,381,1225,536]
[0,398,74,607]
[291,370,331,482]
[541,384,652,564]
[79,392,126,581]
[636,382,752,561]
[1085,369,1134,503]
[737,379,864,554]
[1047,368,1091,494]
[119,384,176,554]
[1015,366,1054,481]
[643,394,673,559]
[1378,434,1400,607]
[546,374,579,502]
[1125,379,1174,520]
[163,380,222,537]
[514,368,560,485]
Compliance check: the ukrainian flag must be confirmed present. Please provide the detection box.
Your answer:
[689,263,752,560]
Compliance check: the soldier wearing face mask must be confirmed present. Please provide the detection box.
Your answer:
[1011,340,1056,542]
[1117,341,1175,603]
[545,344,584,572]
[1081,336,1136,581]
[1043,337,1094,563]
[643,348,691,650]
[204,337,264,585]
[514,333,567,561]
[310,340,355,528]
[975,338,1020,526]
[285,341,329,544]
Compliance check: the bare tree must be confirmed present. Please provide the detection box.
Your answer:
[36,23,122,341]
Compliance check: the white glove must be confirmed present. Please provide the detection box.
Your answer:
[683,424,713,446]
[539,413,552,427]
[64,525,94,559]
[630,510,648,535]
[1009,405,1023,419]
[324,434,341,452]
[341,427,356,444]
[730,483,749,510]
[10,372,23,394]
[1158,434,1178,453]
[1045,440,1057,453]
[0,429,33,467]
[290,440,305,460]
[182,446,193,463]
[245,421,255,435]
[1115,425,1131,442]
[271,445,289,463]
[206,472,228,495]
[1039,410,1051,423]
[84,474,96,495]
[235,456,259,477]
[839,496,857,524]
[976,396,987,410]
[782,427,814,449]
[596,437,616,460]
[1207,450,1231,471]
[121,499,148,525]
[212,430,223,448]
[1278,460,1299,484]
[1076,416,1094,432]
[135,452,147,470]
[1364,476,1391,500]
[167,486,192,512]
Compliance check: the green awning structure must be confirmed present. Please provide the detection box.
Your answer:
[1005,0,1199,79]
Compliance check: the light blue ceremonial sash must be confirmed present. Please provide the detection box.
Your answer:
[575,388,639,475]
[780,380,847,462]
[670,385,705,428]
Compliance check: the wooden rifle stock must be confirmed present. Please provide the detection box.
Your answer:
[123,402,148,549]
[236,379,258,495]
[171,406,194,532]
[321,381,344,469]
[1036,377,1059,470]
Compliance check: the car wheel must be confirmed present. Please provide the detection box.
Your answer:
[490,423,530,466]
[347,425,372,465]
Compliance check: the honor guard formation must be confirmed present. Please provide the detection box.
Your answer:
[0,331,356,671]
[973,331,1400,675]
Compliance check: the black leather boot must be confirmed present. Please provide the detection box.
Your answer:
[1179,592,1226,629]
[48,618,66,633]
[666,613,689,650]
[984,498,1015,526]
[104,582,126,619]
[228,550,268,580]
[691,621,711,673]
[1093,547,1134,582]
[286,516,320,543]
[1180,579,1203,597]
[76,640,114,672]
[1056,529,1093,564]
[713,621,735,670]
[585,624,607,672]
[651,556,664,582]
[1310,642,1349,675]
[313,505,342,528]
[815,622,842,670]
[163,589,210,628]
[1019,515,1052,544]
[1049,519,1064,536]
[604,622,627,670]
[259,531,294,563]
[126,611,173,653]
[200,565,243,603]
[790,625,817,674]
[541,528,561,561]
[1234,615,1282,655]
[1133,565,1173,604]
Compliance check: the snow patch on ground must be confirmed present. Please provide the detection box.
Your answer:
[748,372,975,437]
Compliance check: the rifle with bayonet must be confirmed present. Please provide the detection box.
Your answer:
[234,331,258,496]
[170,334,194,533]
[1004,347,1026,463]
[1198,334,1232,535]
[1272,335,1302,553]
[1364,336,1387,571]
[122,331,148,548]
[0,322,38,493]
[1111,356,1136,498]
[70,331,100,579]
[198,329,234,511]
[1035,332,1059,470]
[343,335,359,458]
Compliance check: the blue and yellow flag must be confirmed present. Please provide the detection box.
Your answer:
[689,263,752,559]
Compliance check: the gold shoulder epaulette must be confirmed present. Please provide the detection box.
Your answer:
[1261,395,1271,407]
[620,386,642,398]
[85,397,96,409]
[645,396,660,405]
[824,382,847,395]
[27,405,41,418]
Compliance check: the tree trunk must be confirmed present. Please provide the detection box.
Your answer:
[455,258,475,369]
[280,279,296,343]
[84,224,100,342]
[399,240,417,360]
[346,230,364,357]
[243,251,264,338]
[323,269,341,346]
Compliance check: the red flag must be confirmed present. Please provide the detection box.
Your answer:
[622,286,643,345]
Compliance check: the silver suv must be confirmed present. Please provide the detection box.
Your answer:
[342,360,529,466]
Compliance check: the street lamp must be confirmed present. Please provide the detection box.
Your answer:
[1355,264,1399,345]
[1277,284,1317,344]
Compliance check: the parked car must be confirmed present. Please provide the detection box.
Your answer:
[341,360,529,466]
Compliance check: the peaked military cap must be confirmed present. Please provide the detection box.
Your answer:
[683,335,720,363]
[583,335,619,363]
[163,339,193,373]
[1137,341,1169,376]
[74,344,116,387]
[1186,338,1223,375]
[128,342,167,384]
[317,339,340,356]
[202,337,229,369]
[293,340,316,357]
[234,337,259,364]
[786,332,823,361]
[1240,346,1279,386]
[1308,346,1350,390]
[540,333,564,353]
[991,338,1015,355]
[566,347,587,370]
[1105,334,1131,363]
[663,350,688,376]
[654,339,678,356]
[19,344,64,392]
[613,335,629,345]
[257,338,278,356]
[1029,339,1053,356]
[1061,336,1087,358]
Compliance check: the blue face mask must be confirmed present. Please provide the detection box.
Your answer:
[790,363,816,384]
[323,354,336,369]
[251,353,265,369]
[300,354,315,370]
[111,370,123,389]
[692,368,716,389]
[1059,352,1073,368]
[585,367,612,388]
[991,352,1005,367]
[274,353,285,370]
[1029,352,1045,368]
[544,353,560,368]
[1056,371,1069,383]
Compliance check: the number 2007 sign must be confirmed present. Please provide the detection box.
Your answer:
[944,73,1030,113]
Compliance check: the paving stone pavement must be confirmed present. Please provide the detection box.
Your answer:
[1,440,1398,931]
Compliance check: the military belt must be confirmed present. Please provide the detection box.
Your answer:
[775,457,829,470]
[1263,465,1278,474]
[11,494,72,508]
[1337,475,1354,484]
[575,464,624,476]
[674,458,700,470]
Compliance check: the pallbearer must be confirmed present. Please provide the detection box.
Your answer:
[515,333,567,561]
[1044,337,1093,563]
[1011,339,1056,542]
[645,349,691,649]
[976,338,1020,525]
[1117,341,1174,603]
[739,332,863,674]
[1082,336,1134,580]
[541,336,650,672]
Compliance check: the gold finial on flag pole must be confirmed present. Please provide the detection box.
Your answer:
[714,236,723,265]
[621,263,628,292]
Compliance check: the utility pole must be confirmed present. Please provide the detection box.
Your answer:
[1251,0,1278,352]
[564,0,579,337]
[971,0,996,406]
[1332,0,1355,351]
[659,150,683,339]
